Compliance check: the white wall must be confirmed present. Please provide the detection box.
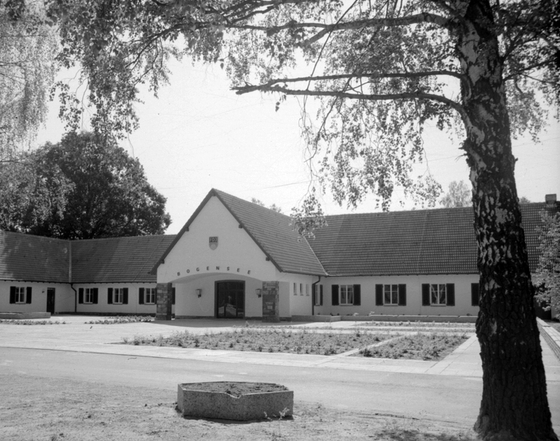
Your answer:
[157,196,280,284]
[316,274,480,317]
[0,281,74,314]
[285,274,314,316]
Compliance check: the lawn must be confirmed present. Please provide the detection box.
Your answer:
[123,326,471,360]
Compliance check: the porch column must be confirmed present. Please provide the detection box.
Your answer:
[156,282,173,320]
[262,281,280,323]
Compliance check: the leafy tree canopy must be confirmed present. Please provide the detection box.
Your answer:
[440,180,472,208]
[0,0,57,159]
[48,0,558,209]
[0,131,171,239]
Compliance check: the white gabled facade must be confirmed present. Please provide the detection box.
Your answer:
[157,195,314,319]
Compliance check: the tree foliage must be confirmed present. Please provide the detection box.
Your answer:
[47,1,559,439]
[535,209,560,320]
[440,180,472,208]
[0,132,171,239]
[0,0,57,159]
[251,197,283,213]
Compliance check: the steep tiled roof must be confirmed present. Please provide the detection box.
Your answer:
[213,190,326,276]
[72,235,176,283]
[309,202,551,276]
[0,231,70,283]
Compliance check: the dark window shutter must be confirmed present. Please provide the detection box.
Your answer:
[471,283,479,306]
[320,285,323,306]
[123,288,128,305]
[375,285,383,306]
[331,285,339,306]
[10,287,16,304]
[26,287,32,304]
[312,285,316,305]
[139,288,145,305]
[446,284,455,306]
[353,285,361,306]
[78,288,83,304]
[422,284,430,306]
[92,288,98,304]
[108,288,113,304]
[172,287,176,305]
[398,284,407,306]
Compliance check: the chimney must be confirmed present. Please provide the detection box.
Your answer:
[545,194,557,208]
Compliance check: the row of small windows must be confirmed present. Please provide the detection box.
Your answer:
[293,283,311,296]
[316,283,481,307]
[77,287,160,305]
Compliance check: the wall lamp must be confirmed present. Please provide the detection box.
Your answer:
[196,289,202,298]
[256,289,262,298]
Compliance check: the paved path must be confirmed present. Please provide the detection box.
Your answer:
[0,316,558,379]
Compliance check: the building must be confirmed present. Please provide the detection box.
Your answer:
[1,189,557,320]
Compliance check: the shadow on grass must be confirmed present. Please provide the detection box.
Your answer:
[378,428,477,441]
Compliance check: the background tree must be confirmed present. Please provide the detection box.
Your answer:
[1,131,171,239]
[251,197,283,213]
[535,210,560,320]
[0,0,57,159]
[0,155,69,233]
[440,181,472,208]
[47,1,559,439]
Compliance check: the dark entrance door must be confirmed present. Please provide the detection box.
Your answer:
[46,288,55,314]
[215,281,245,318]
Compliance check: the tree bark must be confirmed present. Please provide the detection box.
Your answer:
[458,0,557,439]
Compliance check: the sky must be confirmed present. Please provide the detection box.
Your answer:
[36,59,560,235]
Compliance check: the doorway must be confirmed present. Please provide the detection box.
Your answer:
[46,288,55,314]
[215,281,245,318]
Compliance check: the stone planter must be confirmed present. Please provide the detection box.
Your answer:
[177,381,293,421]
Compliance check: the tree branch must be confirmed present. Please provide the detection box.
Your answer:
[233,82,465,116]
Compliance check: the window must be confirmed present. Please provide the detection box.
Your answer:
[10,286,31,304]
[146,288,156,304]
[313,284,324,306]
[471,283,480,306]
[139,287,156,305]
[384,285,398,305]
[300,283,304,296]
[114,288,124,304]
[431,284,447,305]
[375,284,406,306]
[331,285,361,306]
[306,284,310,296]
[340,285,354,305]
[107,288,128,305]
[78,288,98,304]
[84,288,94,304]
[293,283,298,296]
[422,284,455,306]
[15,287,25,303]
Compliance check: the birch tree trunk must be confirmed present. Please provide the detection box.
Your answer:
[459,0,556,439]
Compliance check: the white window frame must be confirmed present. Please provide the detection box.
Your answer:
[313,284,323,306]
[84,288,94,304]
[145,288,156,304]
[384,284,399,305]
[340,285,354,306]
[15,287,26,303]
[305,284,310,296]
[113,288,124,304]
[430,284,447,306]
